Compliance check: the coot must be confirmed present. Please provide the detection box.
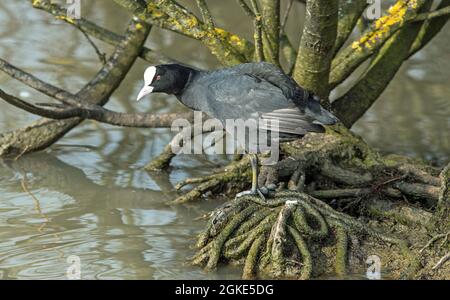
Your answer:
[137,62,338,198]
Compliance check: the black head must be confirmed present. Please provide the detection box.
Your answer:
[137,64,193,101]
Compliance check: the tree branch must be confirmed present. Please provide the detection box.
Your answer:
[114,0,253,65]
[32,0,178,64]
[333,0,368,55]
[413,6,450,22]
[0,88,194,128]
[0,18,151,157]
[0,58,76,104]
[408,0,450,57]
[250,0,264,62]
[329,0,425,90]
[260,0,281,65]
[332,0,431,127]
[293,0,339,106]
[196,0,215,29]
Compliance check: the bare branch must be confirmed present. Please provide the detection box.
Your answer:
[75,24,107,65]
[237,0,255,18]
[32,0,178,64]
[0,58,75,104]
[0,18,151,157]
[237,0,264,62]
[0,88,194,128]
[409,0,450,57]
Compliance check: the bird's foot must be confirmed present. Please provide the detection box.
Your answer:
[234,184,277,201]
[235,188,266,201]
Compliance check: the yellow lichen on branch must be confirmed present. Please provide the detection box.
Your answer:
[145,0,252,65]
[352,0,419,51]
[56,15,75,24]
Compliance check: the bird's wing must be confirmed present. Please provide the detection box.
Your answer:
[204,72,324,136]
[230,62,307,105]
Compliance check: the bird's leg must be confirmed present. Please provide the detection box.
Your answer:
[235,153,266,200]
[249,154,261,195]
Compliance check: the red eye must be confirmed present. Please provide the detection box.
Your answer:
[156,75,161,81]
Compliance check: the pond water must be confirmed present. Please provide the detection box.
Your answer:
[0,1,448,279]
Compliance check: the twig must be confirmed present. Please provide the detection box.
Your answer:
[75,24,107,64]
[237,0,256,18]
[280,0,294,33]
[0,57,76,104]
[432,252,450,270]
[250,0,264,62]
[32,0,178,64]
[20,172,50,233]
[420,231,450,253]
[237,0,264,61]
[196,0,215,29]
[14,146,30,161]
[413,6,450,22]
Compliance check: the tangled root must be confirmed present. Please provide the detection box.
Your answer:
[191,190,417,279]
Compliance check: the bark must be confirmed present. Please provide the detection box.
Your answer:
[261,0,281,65]
[293,0,339,106]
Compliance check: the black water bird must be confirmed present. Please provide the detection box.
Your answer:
[137,62,338,198]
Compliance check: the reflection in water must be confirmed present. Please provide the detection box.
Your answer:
[0,1,448,279]
[0,153,233,279]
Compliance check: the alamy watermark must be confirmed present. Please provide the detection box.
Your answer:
[52,0,383,26]
[365,0,382,20]
[66,255,81,279]
[170,112,280,165]
[66,0,81,19]
[49,0,81,20]
[366,255,381,280]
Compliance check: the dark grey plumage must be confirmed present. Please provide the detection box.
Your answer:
[171,62,337,141]
[137,62,339,198]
